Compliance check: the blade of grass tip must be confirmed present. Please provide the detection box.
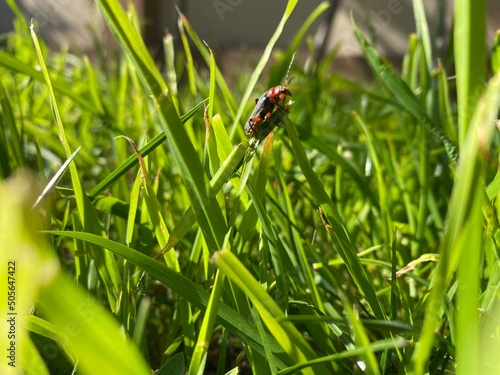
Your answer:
[32,146,81,209]
[89,100,206,198]
[95,0,227,251]
[412,72,500,375]
[179,14,238,119]
[351,15,458,164]
[211,249,328,375]
[46,230,289,369]
[177,10,197,97]
[30,21,121,309]
[164,31,178,96]
[282,115,385,321]
[454,0,487,145]
[206,43,216,122]
[229,0,298,137]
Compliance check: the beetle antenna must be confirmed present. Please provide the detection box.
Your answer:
[285,52,297,86]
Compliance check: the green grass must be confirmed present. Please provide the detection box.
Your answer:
[1,0,500,374]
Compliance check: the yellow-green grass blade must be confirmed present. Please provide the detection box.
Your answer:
[94,0,227,251]
[46,230,290,369]
[282,115,385,321]
[212,249,329,375]
[188,267,226,375]
[412,72,500,374]
[352,16,458,164]
[454,0,487,145]
[30,23,121,310]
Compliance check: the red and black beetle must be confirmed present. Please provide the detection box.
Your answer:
[245,53,296,136]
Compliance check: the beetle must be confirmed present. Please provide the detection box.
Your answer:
[245,53,296,136]
[244,85,292,135]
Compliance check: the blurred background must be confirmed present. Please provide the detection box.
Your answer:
[1,0,499,78]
